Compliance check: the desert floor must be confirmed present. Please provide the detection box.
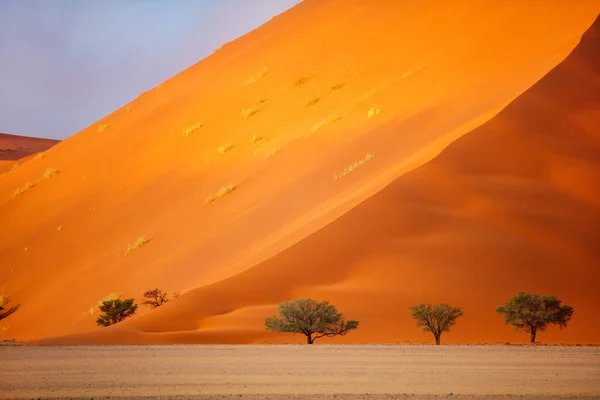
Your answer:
[0,345,599,399]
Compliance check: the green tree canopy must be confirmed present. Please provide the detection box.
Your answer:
[265,299,359,344]
[409,303,463,345]
[496,292,574,343]
[96,298,138,327]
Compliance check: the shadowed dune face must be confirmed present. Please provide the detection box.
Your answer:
[0,133,59,173]
[1,1,600,344]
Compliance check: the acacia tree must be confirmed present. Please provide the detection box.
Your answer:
[409,303,463,345]
[96,298,138,327]
[496,292,574,343]
[265,299,359,344]
[142,288,170,308]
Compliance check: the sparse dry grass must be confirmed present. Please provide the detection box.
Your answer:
[368,107,381,119]
[252,134,265,145]
[241,105,260,119]
[334,153,375,180]
[13,182,33,198]
[90,292,121,314]
[182,122,202,137]
[331,83,345,91]
[34,152,44,160]
[43,168,58,179]
[242,66,268,87]
[294,76,309,86]
[0,295,7,308]
[217,142,234,155]
[313,115,342,132]
[205,184,235,204]
[305,97,320,107]
[264,148,281,159]
[97,124,109,132]
[56,225,63,232]
[241,97,266,119]
[126,237,149,254]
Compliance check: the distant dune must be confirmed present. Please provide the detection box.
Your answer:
[0,133,59,172]
[1,1,599,345]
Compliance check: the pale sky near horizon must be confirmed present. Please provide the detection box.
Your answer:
[0,0,299,140]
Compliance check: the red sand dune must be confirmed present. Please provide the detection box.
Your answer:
[0,133,59,173]
[1,0,599,344]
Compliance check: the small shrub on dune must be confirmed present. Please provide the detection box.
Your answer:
[294,76,309,86]
[242,66,268,87]
[241,105,260,119]
[313,115,342,132]
[367,107,381,119]
[126,237,149,254]
[264,148,281,159]
[251,134,269,147]
[97,124,109,132]
[182,122,202,137]
[43,168,58,179]
[96,298,138,327]
[305,97,320,107]
[94,292,120,312]
[217,142,233,155]
[12,182,33,198]
[333,153,375,180]
[331,83,345,91]
[142,288,170,308]
[205,184,235,204]
[251,134,265,144]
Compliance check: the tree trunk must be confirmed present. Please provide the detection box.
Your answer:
[434,334,440,345]
[530,328,536,344]
[306,335,314,344]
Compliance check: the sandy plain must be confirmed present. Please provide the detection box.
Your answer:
[0,345,599,399]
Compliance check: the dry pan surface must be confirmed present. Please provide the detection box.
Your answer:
[1,345,599,399]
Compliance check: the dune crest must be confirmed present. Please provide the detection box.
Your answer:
[1,1,599,343]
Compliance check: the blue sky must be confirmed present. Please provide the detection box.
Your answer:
[0,0,299,139]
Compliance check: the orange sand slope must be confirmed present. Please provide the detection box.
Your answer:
[1,1,599,344]
[0,133,59,173]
